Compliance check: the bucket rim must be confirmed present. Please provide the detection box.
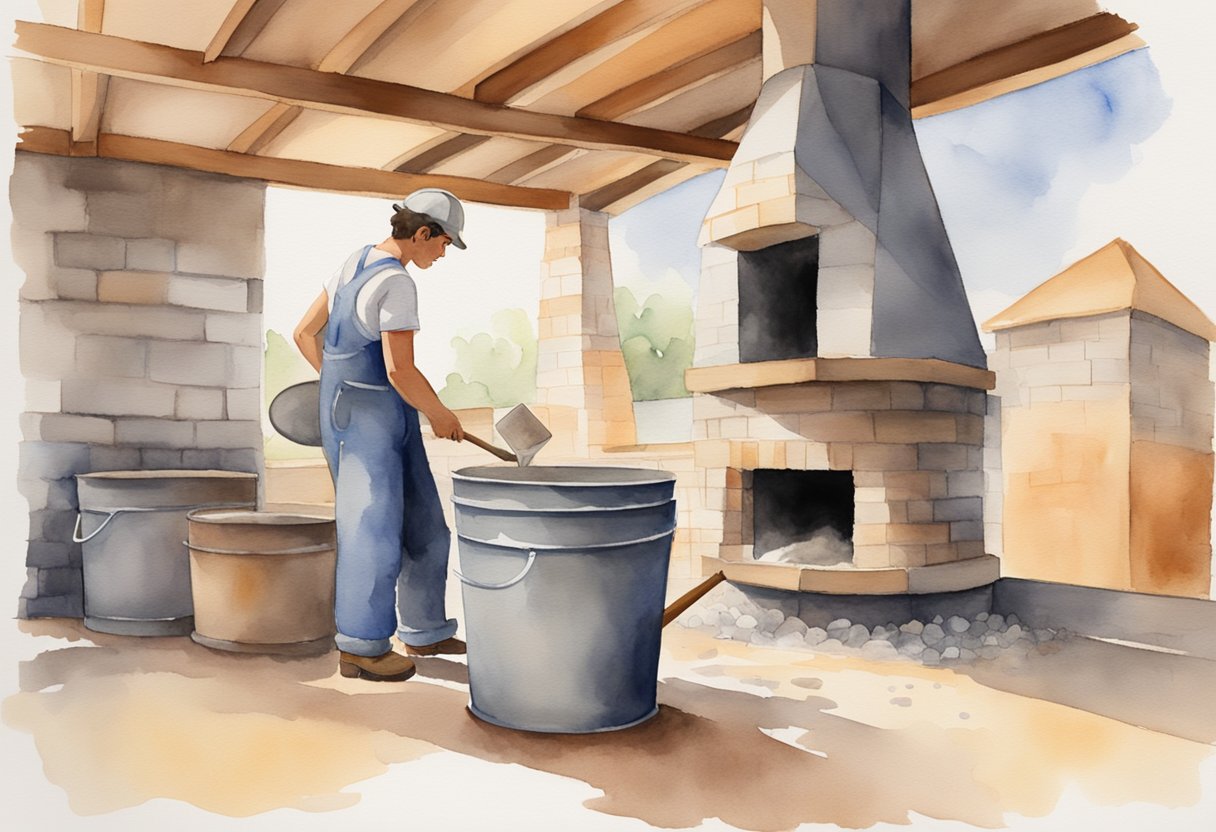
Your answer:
[187,509,333,526]
[452,465,675,487]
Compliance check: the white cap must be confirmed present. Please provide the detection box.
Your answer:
[393,188,467,249]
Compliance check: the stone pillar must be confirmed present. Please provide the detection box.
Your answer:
[990,311,1214,598]
[534,205,635,454]
[13,153,266,617]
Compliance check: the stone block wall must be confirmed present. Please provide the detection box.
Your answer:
[690,380,988,570]
[535,206,635,452]
[990,310,1213,597]
[13,152,266,617]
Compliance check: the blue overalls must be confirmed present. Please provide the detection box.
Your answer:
[319,245,457,656]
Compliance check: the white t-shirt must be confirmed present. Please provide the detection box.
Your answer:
[324,247,420,338]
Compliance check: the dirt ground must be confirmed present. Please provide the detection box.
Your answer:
[4,607,1216,832]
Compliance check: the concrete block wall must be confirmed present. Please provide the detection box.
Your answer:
[989,309,1214,597]
[12,152,266,617]
[1129,311,1214,451]
[535,206,635,452]
[690,380,988,570]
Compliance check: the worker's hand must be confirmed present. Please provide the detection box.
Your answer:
[428,407,464,442]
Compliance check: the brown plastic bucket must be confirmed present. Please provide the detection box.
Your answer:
[187,510,336,655]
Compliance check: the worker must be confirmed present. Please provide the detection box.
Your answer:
[294,188,469,682]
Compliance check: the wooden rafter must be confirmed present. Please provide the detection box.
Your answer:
[15,22,737,165]
[909,12,1141,116]
[579,105,752,212]
[316,0,423,73]
[18,127,571,210]
[70,0,107,153]
[204,0,261,63]
[215,0,289,60]
[474,0,709,105]
[485,145,576,186]
[225,0,425,156]
[404,0,709,176]
[577,29,761,121]
[394,134,491,173]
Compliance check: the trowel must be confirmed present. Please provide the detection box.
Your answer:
[269,381,548,466]
[493,403,551,467]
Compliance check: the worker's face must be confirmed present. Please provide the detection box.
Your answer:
[413,227,452,269]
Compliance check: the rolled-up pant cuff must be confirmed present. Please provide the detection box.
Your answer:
[335,633,393,657]
[397,618,458,647]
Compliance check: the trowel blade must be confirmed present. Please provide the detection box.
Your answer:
[496,404,551,466]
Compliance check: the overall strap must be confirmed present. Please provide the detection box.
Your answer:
[326,246,406,353]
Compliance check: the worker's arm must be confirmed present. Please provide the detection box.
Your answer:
[382,329,464,441]
[293,291,329,373]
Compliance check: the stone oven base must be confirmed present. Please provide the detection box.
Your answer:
[704,581,994,633]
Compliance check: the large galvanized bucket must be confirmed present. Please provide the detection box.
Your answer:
[187,510,336,655]
[452,466,676,733]
[75,470,257,636]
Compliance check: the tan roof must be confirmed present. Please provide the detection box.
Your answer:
[983,239,1216,340]
[11,0,1142,213]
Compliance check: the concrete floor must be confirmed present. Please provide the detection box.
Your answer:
[4,606,1216,832]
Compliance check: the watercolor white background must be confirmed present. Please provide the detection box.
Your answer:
[2,1,1214,829]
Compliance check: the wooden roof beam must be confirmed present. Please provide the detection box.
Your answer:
[473,0,709,105]
[577,29,760,121]
[579,105,752,212]
[17,127,572,210]
[15,22,737,165]
[226,0,426,156]
[213,0,289,60]
[69,0,107,155]
[909,12,1142,117]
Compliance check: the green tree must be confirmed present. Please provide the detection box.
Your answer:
[615,286,695,401]
[438,308,537,408]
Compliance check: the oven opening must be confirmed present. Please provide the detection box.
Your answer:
[752,468,854,566]
[738,234,819,363]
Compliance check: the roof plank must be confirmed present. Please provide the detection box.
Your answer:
[228,1,424,157]
[577,30,760,120]
[316,0,424,74]
[16,126,572,209]
[227,101,301,154]
[909,12,1139,114]
[394,133,491,173]
[217,0,289,59]
[16,22,737,165]
[473,0,708,105]
[579,105,752,212]
[204,0,262,62]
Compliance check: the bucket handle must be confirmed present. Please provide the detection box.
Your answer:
[454,549,536,591]
[73,501,256,544]
[72,510,121,543]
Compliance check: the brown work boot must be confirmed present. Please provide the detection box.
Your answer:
[338,650,417,681]
[404,637,467,657]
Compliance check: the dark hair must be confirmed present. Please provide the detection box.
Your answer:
[390,206,446,241]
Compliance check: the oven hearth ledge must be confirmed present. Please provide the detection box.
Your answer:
[703,554,1001,595]
[685,357,994,394]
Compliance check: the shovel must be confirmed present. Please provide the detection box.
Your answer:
[269,380,518,462]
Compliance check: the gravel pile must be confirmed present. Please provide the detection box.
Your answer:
[678,586,1069,665]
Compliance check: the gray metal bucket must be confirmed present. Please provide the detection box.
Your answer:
[75,470,258,636]
[452,465,676,733]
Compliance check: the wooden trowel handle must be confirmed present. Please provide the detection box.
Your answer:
[463,431,518,463]
[662,571,726,628]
